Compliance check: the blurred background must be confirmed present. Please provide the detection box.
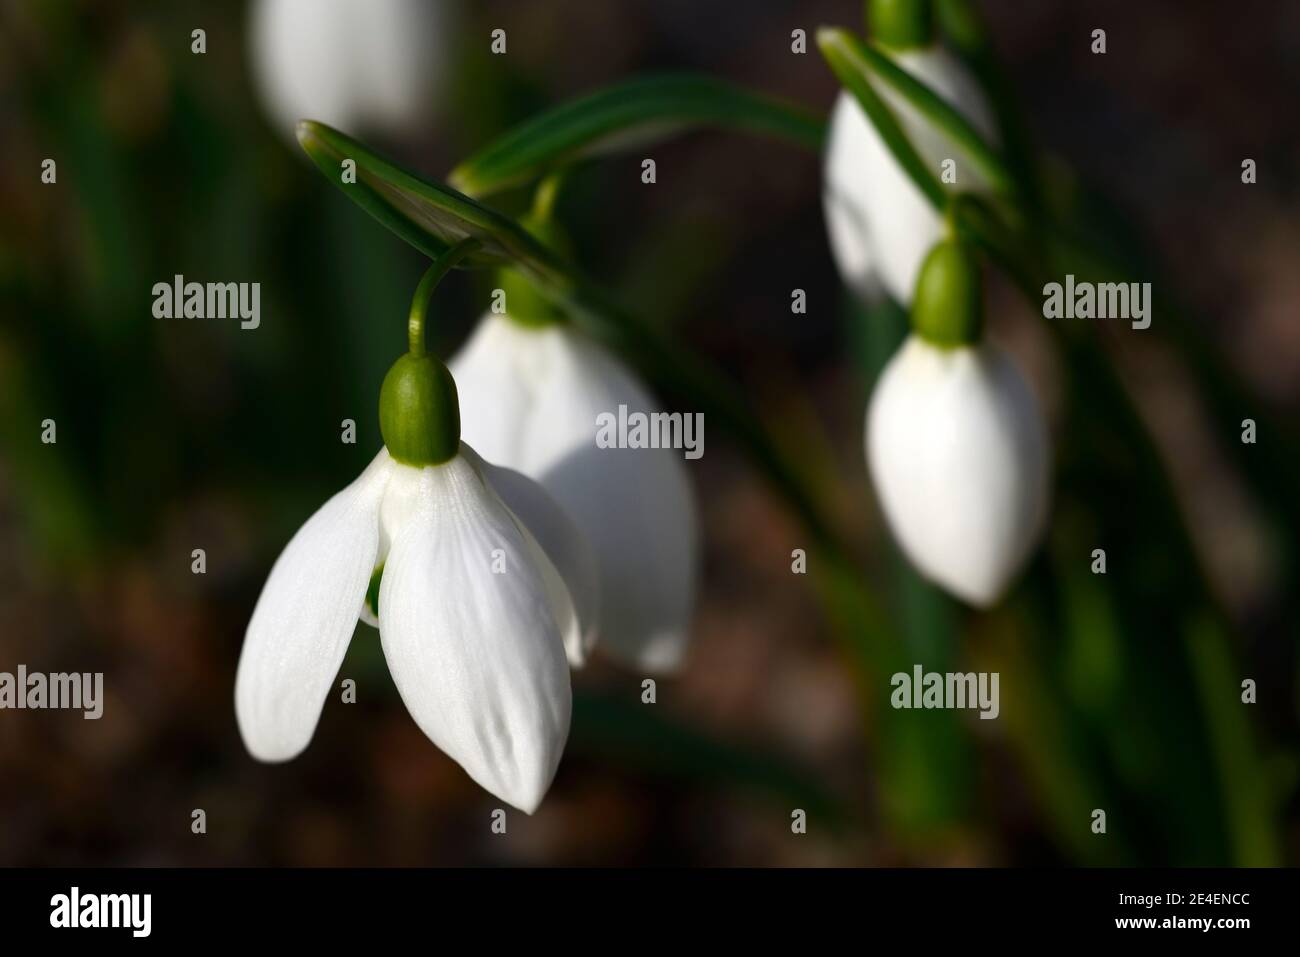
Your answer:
[0,0,1297,866]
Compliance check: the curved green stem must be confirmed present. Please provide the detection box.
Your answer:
[407,238,480,356]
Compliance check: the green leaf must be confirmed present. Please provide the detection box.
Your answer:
[297,120,558,271]
[817,27,946,211]
[1186,614,1281,866]
[850,36,1017,196]
[447,74,825,197]
[935,0,1044,209]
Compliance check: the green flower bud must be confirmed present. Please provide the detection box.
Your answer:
[868,0,934,50]
[910,237,984,348]
[379,353,460,466]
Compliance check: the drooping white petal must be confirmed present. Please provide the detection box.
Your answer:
[248,0,441,141]
[823,94,887,304]
[867,335,1049,606]
[447,312,553,466]
[378,454,571,813]
[823,45,996,304]
[451,314,699,673]
[463,445,600,667]
[235,449,392,761]
[531,332,699,672]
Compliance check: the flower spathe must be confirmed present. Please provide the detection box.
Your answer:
[248,0,443,141]
[866,334,1049,606]
[450,311,699,673]
[823,44,997,304]
[235,442,595,813]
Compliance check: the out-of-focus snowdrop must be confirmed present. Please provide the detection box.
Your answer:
[823,0,996,304]
[248,0,444,140]
[449,218,699,673]
[867,238,1049,606]
[236,285,595,813]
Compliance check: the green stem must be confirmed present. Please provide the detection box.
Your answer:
[407,238,480,356]
[531,172,565,222]
[869,0,935,49]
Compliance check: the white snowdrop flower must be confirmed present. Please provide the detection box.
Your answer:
[236,345,595,814]
[248,0,444,141]
[823,1,996,304]
[449,259,699,673]
[867,238,1049,606]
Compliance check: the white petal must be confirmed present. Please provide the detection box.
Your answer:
[534,333,699,672]
[235,449,392,761]
[823,46,996,304]
[248,0,440,141]
[464,445,600,667]
[378,454,571,813]
[867,335,1049,605]
[447,312,553,466]
[823,93,886,303]
[452,320,700,673]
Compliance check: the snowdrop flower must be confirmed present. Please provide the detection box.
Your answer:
[248,0,444,141]
[867,238,1049,606]
[823,0,997,304]
[449,233,699,673]
[236,318,595,813]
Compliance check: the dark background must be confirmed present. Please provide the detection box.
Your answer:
[0,0,1297,865]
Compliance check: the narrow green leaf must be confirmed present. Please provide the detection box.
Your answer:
[448,74,825,197]
[935,0,1044,210]
[1186,614,1281,866]
[851,38,1017,196]
[297,120,557,271]
[816,27,946,211]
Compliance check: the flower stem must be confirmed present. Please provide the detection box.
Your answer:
[531,172,565,222]
[407,238,480,357]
